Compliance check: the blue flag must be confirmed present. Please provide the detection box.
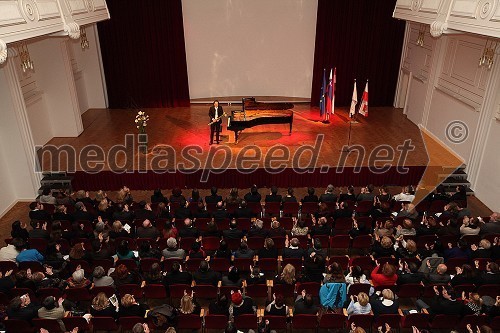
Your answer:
[319,68,326,116]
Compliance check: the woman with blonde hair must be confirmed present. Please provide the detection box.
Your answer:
[179,290,200,315]
[395,239,419,260]
[276,264,296,285]
[347,292,371,317]
[109,220,129,239]
[372,235,395,258]
[91,292,118,318]
[375,220,395,238]
[119,293,149,318]
[370,288,399,316]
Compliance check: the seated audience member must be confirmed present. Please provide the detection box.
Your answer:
[109,220,131,239]
[143,262,163,285]
[294,290,318,315]
[310,216,331,236]
[303,252,326,283]
[69,242,91,261]
[462,292,483,316]
[345,265,368,286]
[0,237,23,262]
[67,268,91,288]
[29,220,50,239]
[265,186,282,203]
[349,218,370,238]
[417,216,440,236]
[93,266,115,287]
[205,187,223,204]
[479,212,500,235]
[214,240,232,260]
[444,239,471,260]
[151,188,168,204]
[338,186,356,203]
[234,241,254,259]
[370,289,399,316]
[209,294,230,316]
[394,239,419,260]
[223,219,244,240]
[138,240,161,260]
[161,220,178,239]
[320,184,337,203]
[258,238,278,259]
[96,200,113,221]
[246,266,266,285]
[436,218,461,237]
[324,262,347,284]
[372,235,395,258]
[416,285,464,316]
[225,188,242,205]
[424,263,451,284]
[174,198,192,220]
[91,292,118,318]
[291,217,309,236]
[116,239,137,261]
[375,186,392,202]
[193,260,221,286]
[374,220,395,238]
[282,237,305,259]
[282,187,297,204]
[203,220,220,237]
[268,219,286,237]
[316,202,331,219]
[396,203,419,220]
[480,262,500,285]
[212,201,228,222]
[275,264,296,286]
[110,264,141,287]
[38,296,66,331]
[15,269,37,290]
[16,241,44,264]
[169,187,186,204]
[470,239,492,259]
[450,185,467,202]
[371,263,398,287]
[156,202,171,219]
[393,186,415,202]
[134,201,155,222]
[302,187,319,203]
[395,219,416,238]
[222,266,243,287]
[55,189,75,206]
[7,295,39,322]
[193,202,210,218]
[247,219,269,238]
[163,261,192,287]
[179,290,201,315]
[307,238,327,258]
[244,185,262,203]
[91,238,113,261]
[162,237,185,260]
[116,186,133,205]
[0,269,15,294]
[347,292,371,317]
[265,293,289,317]
[29,201,52,221]
[460,216,481,237]
[178,218,200,239]
[451,264,478,286]
[11,220,29,241]
[73,201,95,222]
[119,293,149,318]
[397,261,423,285]
[136,219,159,239]
[188,241,206,259]
[229,290,255,317]
[357,184,375,202]
[234,200,253,218]
[333,201,353,219]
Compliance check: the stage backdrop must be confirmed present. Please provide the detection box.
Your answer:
[182,0,318,99]
[311,0,406,107]
[97,0,190,108]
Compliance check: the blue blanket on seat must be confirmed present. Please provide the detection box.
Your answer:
[319,283,347,309]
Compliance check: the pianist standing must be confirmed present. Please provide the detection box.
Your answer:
[208,100,223,145]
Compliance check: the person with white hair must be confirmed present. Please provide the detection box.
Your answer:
[162,237,185,259]
[66,267,91,288]
[136,219,160,239]
[247,219,269,238]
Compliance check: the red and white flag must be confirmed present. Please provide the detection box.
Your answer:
[358,80,368,117]
[349,80,358,118]
[331,67,336,115]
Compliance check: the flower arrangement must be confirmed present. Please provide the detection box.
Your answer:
[135,110,149,133]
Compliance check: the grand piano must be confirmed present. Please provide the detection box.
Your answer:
[226,97,294,142]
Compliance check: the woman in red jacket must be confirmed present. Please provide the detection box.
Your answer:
[371,262,398,287]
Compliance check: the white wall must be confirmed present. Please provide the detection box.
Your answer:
[182,0,318,99]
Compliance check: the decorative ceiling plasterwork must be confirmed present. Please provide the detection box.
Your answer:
[0,0,109,64]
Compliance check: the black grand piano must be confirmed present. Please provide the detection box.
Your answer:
[227,97,294,142]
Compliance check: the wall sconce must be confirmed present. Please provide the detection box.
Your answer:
[80,26,90,50]
[416,24,425,47]
[479,39,497,70]
[17,42,33,73]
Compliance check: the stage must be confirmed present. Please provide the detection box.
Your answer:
[38,103,458,190]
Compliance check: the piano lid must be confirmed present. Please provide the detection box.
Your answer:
[231,110,293,122]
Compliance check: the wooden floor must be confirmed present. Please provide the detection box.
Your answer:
[39,104,461,172]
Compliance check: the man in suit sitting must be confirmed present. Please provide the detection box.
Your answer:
[205,187,223,205]
[282,238,305,259]
[222,219,244,240]
[265,186,282,203]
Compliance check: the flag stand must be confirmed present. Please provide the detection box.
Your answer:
[341,114,358,152]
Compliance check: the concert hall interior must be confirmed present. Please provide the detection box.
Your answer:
[0,1,499,331]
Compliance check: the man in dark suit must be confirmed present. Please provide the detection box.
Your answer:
[265,186,282,203]
[222,220,244,240]
[211,202,227,222]
[234,201,253,218]
[205,187,223,204]
[112,203,133,222]
[193,261,221,286]
[397,261,423,285]
[282,238,305,259]
[178,218,200,239]
[319,184,337,203]
[73,201,95,222]
[29,202,51,221]
[28,220,49,239]
[134,201,155,222]
[244,185,261,203]
[163,261,192,287]
[208,100,223,145]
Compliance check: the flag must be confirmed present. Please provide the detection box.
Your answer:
[331,67,336,115]
[349,80,358,117]
[325,69,333,116]
[358,80,368,117]
[319,68,326,117]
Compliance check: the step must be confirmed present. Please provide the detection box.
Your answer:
[38,183,72,195]
[441,177,471,187]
